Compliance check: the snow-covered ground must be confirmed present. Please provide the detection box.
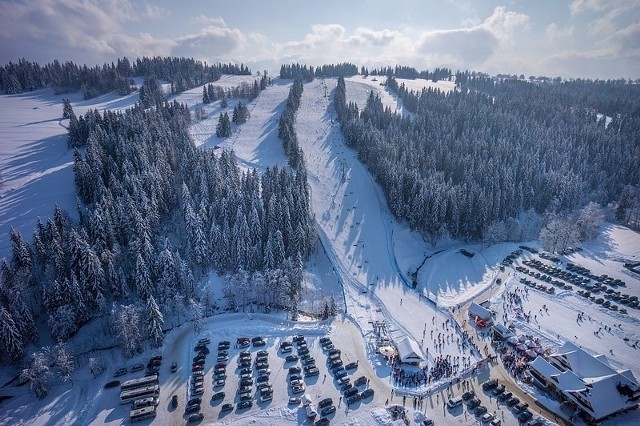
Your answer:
[1,76,639,426]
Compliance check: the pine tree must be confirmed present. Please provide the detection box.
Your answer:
[0,306,25,364]
[146,294,164,348]
[21,351,51,399]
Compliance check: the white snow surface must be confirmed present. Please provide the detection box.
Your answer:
[1,77,639,426]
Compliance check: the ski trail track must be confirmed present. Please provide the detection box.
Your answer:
[296,79,476,366]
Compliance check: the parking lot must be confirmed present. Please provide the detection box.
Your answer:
[158,319,380,425]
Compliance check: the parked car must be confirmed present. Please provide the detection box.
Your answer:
[467,397,481,409]
[221,403,234,411]
[213,379,225,387]
[474,406,488,416]
[211,391,225,401]
[335,369,348,379]
[184,403,200,414]
[259,393,273,403]
[481,413,494,422]
[131,363,144,372]
[513,402,529,413]
[462,390,475,400]
[318,398,333,408]
[447,396,463,408]
[289,366,301,374]
[344,387,359,398]
[288,397,301,405]
[497,391,512,402]
[518,410,533,422]
[505,397,519,407]
[305,367,319,377]
[492,384,506,395]
[187,413,204,423]
[171,394,178,408]
[114,367,127,377]
[104,380,120,389]
[320,405,336,416]
[347,394,361,405]
[238,400,253,409]
[286,355,299,362]
[354,376,367,387]
[482,379,498,390]
[187,397,202,406]
[490,419,502,426]
[361,388,374,399]
[171,361,178,373]
[344,361,358,370]
[291,384,305,394]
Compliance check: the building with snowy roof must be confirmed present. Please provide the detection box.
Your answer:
[528,341,640,422]
[395,336,424,365]
[468,302,492,322]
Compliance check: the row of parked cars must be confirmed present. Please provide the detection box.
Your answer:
[447,379,538,425]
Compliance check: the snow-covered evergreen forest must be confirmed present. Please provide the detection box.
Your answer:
[1,56,639,373]
[334,74,640,241]
[0,59,315,366]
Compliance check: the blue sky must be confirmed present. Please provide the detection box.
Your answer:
[1,0,638,78]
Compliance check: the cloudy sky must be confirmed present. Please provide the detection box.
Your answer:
[1,0,638,79]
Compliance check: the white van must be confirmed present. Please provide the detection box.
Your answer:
[447,396,463,409]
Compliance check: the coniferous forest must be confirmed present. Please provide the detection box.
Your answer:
[1,56,639,369]
[334,75,640,242]
[0,60,315,365]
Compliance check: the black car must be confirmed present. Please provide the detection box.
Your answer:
[497,391,512,402]
[505,397,520,407]
[344,387,358,397]
[319,398,333,408]
[315,418,330,426]
[474,406,488,416]
[303,357,315,365]
[238,400,253,409]
[482,379,498,390]
[461,390,475,400]
[354,376,367,387]
[334,369,348,378]
[346,393,361,405]
[211,391,225,401]
[221,403,234,411]
[188,413,204,423]
[253,339,266,347]
[320,405,336,416]
[467,397,481,409]
[171,394,178,408]
[104,380,120,389]
[298,347,309,355]
[289,366,301,374]
[240,378,253,386]
[305,367,319,377]
[184,403,200,414]
[492,384,506,395]
[341,383,353,393]
[286,355,299,362]
[188,397,202,406]
[344,361,358,370]
[361,388,374,399]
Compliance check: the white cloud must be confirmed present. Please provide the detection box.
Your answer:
[193,15,227,27]
[546,23,574,42]
[173,25,245,60]
[570,0,609,15]
[143,2,170,20]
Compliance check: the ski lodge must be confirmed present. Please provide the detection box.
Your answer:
[468,302,493,327]
[395,336,424,365]
[528,341,640,422]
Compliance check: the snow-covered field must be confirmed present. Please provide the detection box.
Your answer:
[1,75,639,426]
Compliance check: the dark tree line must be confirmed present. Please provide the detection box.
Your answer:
[369,66,452,81]
[0,94,315,364]
[0,56,251,99]
[202,74,269,105]
[334,75,640,241]
[278,78,305,168]
[279,63,358,81]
